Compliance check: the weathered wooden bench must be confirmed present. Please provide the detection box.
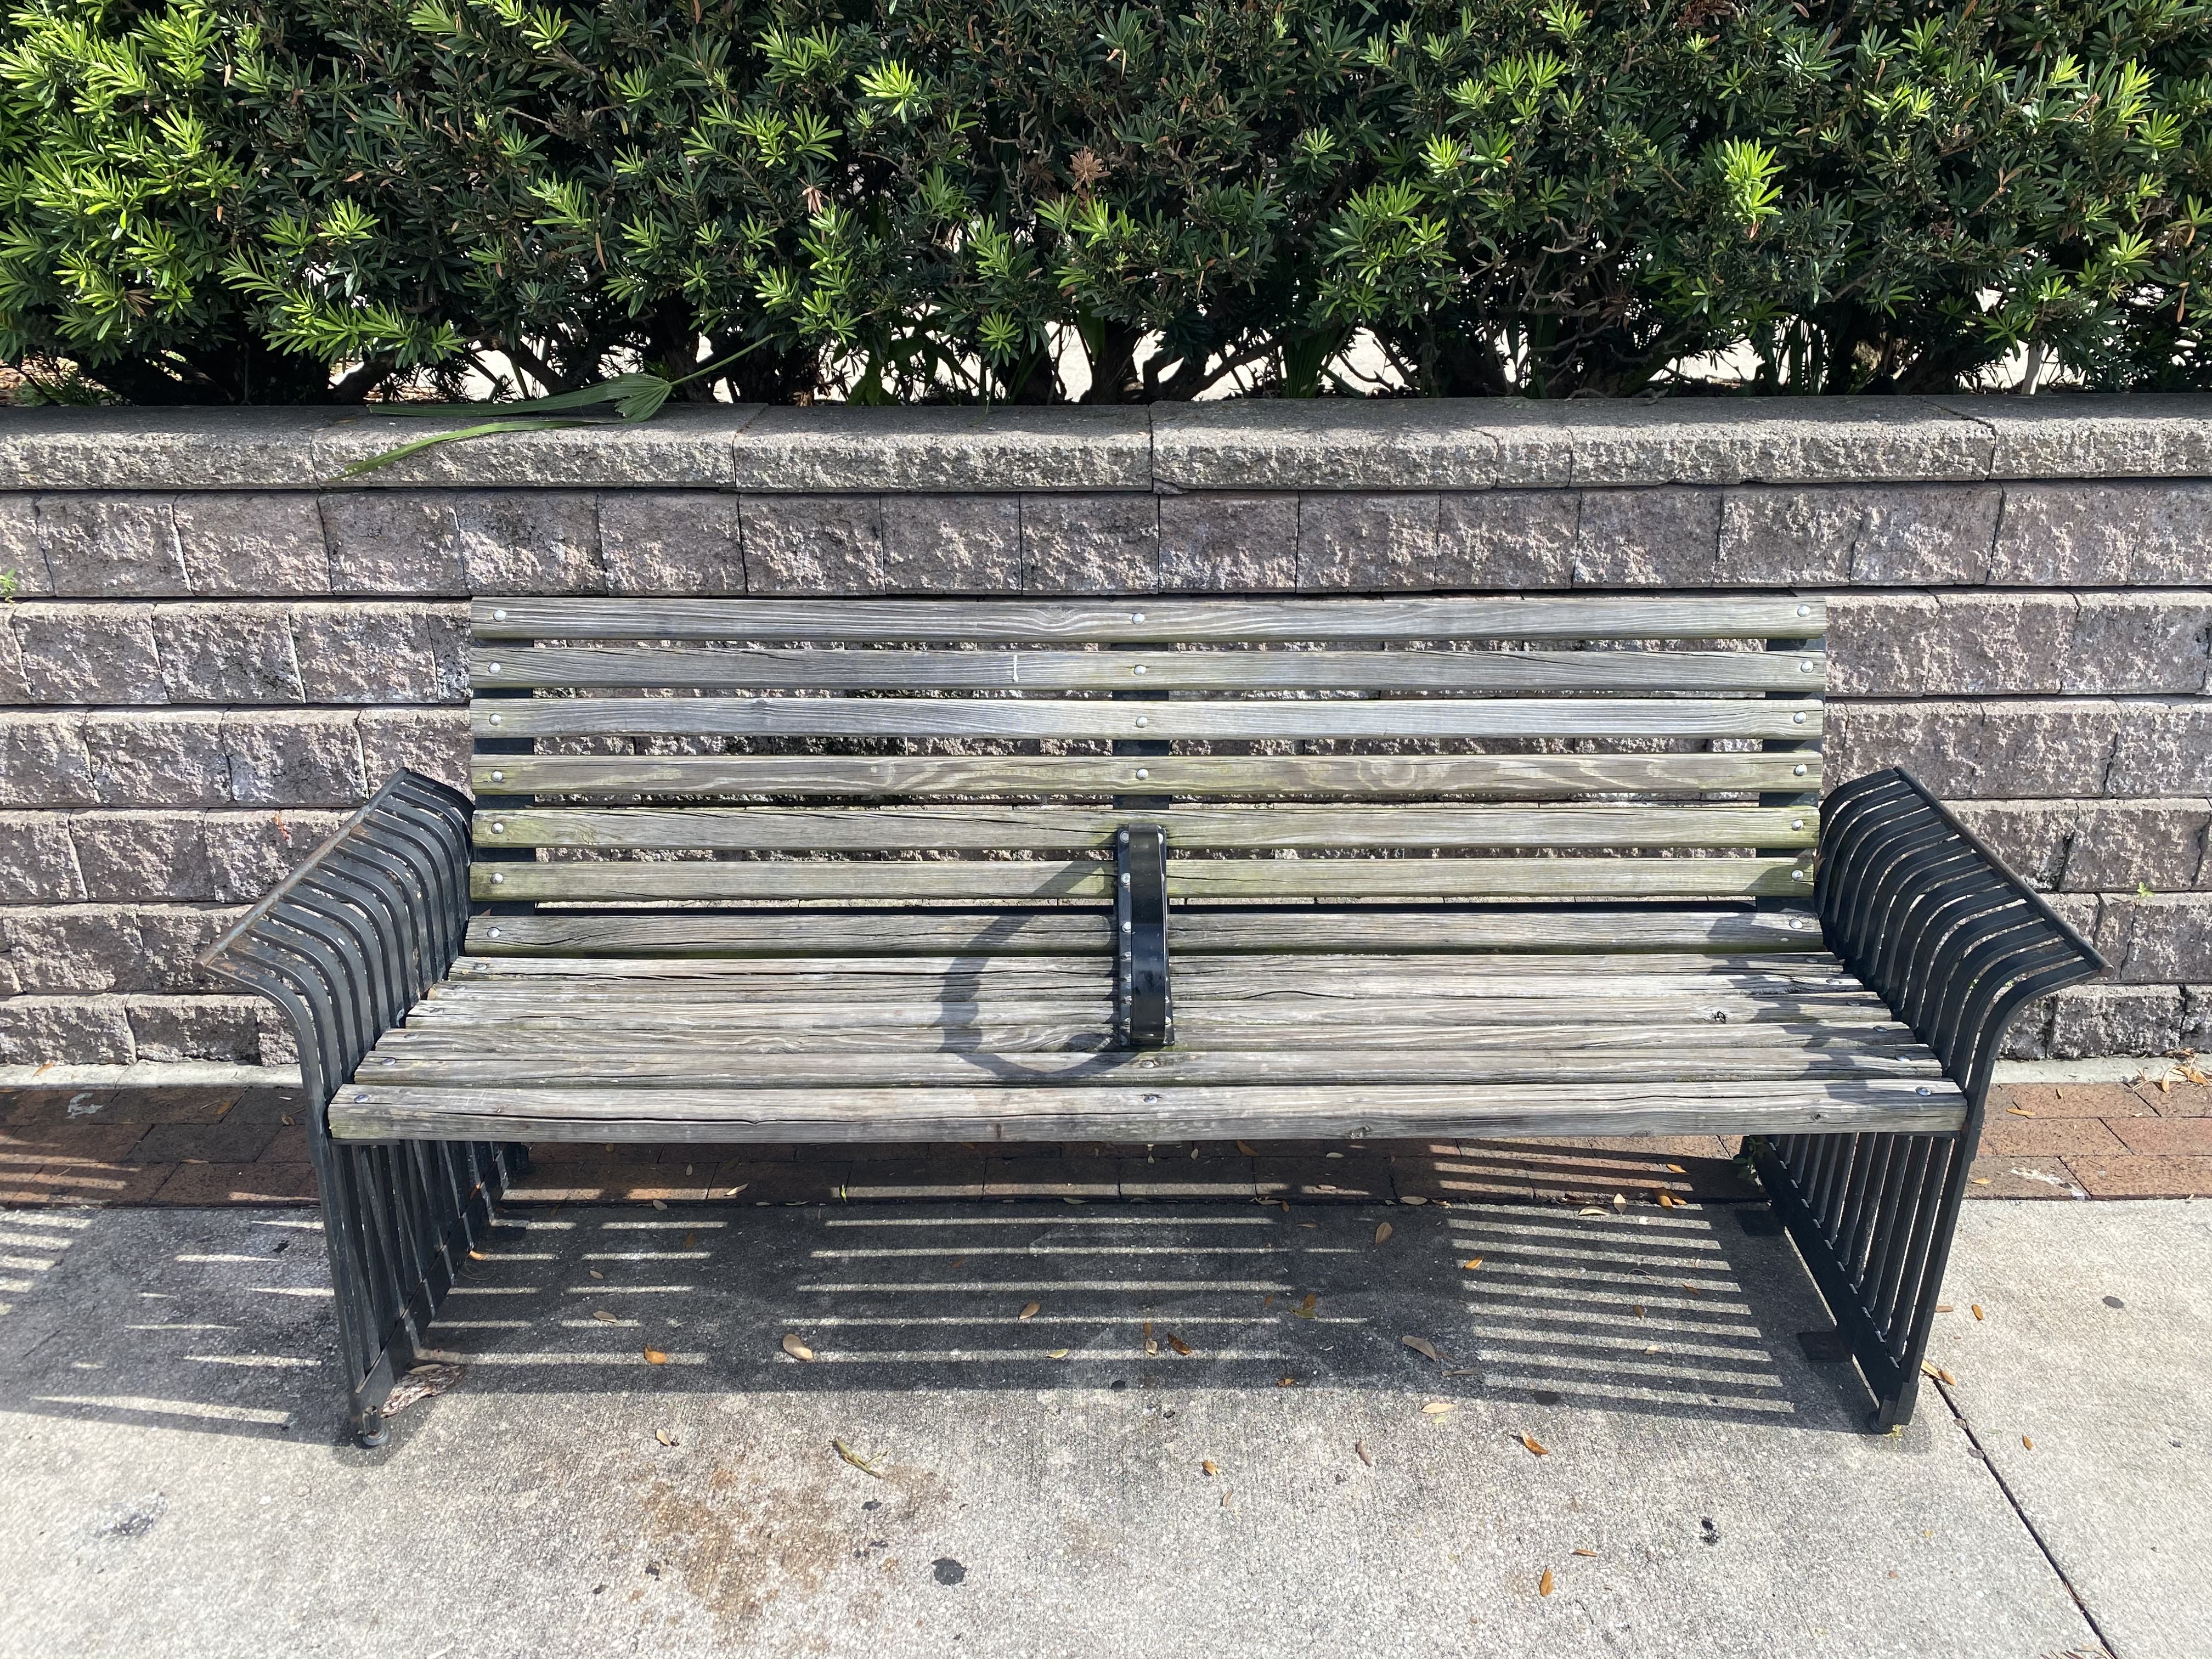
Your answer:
[205,595,2101,1444]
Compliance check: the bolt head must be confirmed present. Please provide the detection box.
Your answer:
[488,927,502,938]
[493,608,507,621]
[1142,1094,1160,1104]
[488,713,502,725]
[1800,660,1816,672]
[490,873,505,884]
[491,822,505,833]
[1135,769,1149,780]
[487,662,501,674]
[1792,712,1807,725]
[1130,612,1146,623]
[1133,665,1147,675]
[1916,1086,1932,1097]
[1796,604,1810,617]
[1791,819,1804,830]
[1791,870,1808,881]
[489,771,504,783]
[1793,764,1808,777]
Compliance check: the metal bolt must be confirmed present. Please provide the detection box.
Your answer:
[488,713,502,725]
[492,821,505,833]
[1792,712,1807,725]
[493,608,508,621]
[1134,716,1148,728]
[1796,604,1810,617]
[1792,870,1808,881]
[1799,659,1816,672]
[488,927,502,939]
[1142,1094,1160,1104]
[1130,612,1146,623]
[1791,819,1804,830]
[1118,830,1128,843]
[1133,665,1148,675]
[354,1092,369,1102]
[1135,768,1149,780]
[1793,764,1808,777]
[1121,921,1132,934]
[490,873,505,884]
[1916,1086,1932,1097]
[1120,871,1130,885]
[490,771,505,783]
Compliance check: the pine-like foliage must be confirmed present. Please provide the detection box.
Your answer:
[2,0,2208,402]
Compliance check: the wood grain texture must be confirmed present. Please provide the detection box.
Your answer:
[471,595,1828,644]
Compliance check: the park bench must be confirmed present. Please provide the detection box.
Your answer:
[205,595,2102,1445]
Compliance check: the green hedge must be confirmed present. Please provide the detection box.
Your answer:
[3,0,2209,403]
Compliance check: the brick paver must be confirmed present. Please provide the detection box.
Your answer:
[1,1075,2205,1208]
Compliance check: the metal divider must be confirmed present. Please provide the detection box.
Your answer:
[1756,767,2103,1427]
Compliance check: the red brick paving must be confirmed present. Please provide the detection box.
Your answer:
[1,1077,2207,1208]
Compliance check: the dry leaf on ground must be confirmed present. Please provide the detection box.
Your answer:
[833,1438,884,1478]
[1972,1305,1985,1321]
[2023,1436,2034,1449]
[1520,1432,1549,1457]
[1665,1163,1686,1173]
[1402,1335,1440,1362]
[1421,1400,1457,1416]
[1572,1548,1598,1558]
[1355,1442,1373,1466]
[1237,1141,1257,1155]
[782,1333,816,1362]
[1295,1293,1318,1319]
[1047,1348,1070,1360]
[1374,1222,1394,1245]
[1612,1193,1627,1210]
[1538,1568,1555,1597]
[1462,1257,1483,1271]
[651,1199,668,1210]
[1019,1301,1041,1321]
[1655,1190,1680,1209]
[383,1362,464,1417]
[642,1347,669,1365]
[1401,1195,1428,1206]
[588,1268,605,1280]
[653,1429,676,1447]
[1166,1333,1193,1356]
[592,1309,619,1324]
[1277,1376,1297,1387]
[1201,1460,1220,1476]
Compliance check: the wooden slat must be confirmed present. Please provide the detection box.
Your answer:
[471,596,1828,644]
[470,752,1825,800]
[472,645,1829,693]
[1172,909,1819,953]
[472,696,1824,742]
[476,805,1819,852]
[469,855,1815,904]
[329,1077,1959,1145]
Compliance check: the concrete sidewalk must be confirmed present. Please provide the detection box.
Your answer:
[0,1197,2202,1658]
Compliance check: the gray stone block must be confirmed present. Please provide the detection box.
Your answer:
[2096,893,2212,983]
[1926,594,2075,695]
[881,495,1024,592]
[9,602,165,703]
[311,403,755,487]
[2063,800,2212,891]
[2063,593,2212,695]
[202,809,345,902]
[0,812,83,902]
[323,492,466,595]
[221,710,367,805]
[359,707,470,791]
[0,994,136,1065]
[1990,480,2212,585]
[173,493,330,595]
[1718,483,1999,585]
[0,616,23,704]
[738,495,887,593]
[2046,984,2185,1059]
[36,495,189,596]
[0,713,95,806]
[1152,400,1561,491]
[2106,701,2212,795]
[1570,488,1723,586]
[1295,493,1442,590]
[736,405,1151,492]
[289,603,467,704]
[2185,986,2212,1046]
[126,994,273,1064]
[1435,491,1579,588]
[599,492,744,595]
[69,810,214,902]
[133,904,241,991]
[455,491,605,592]
[1020,494,1160,594]
[1159,494,1299,592]
[1564,397,1990,486]
[0,494,49,596]
[155,604,306,703]
[82,711,229,806]
[0,408,338,489]
[1949,801,2074,890]
[1824,594,1941,697]
[1824,699,2123,799]
[1934,393,2212,479]
[0,904,148,993]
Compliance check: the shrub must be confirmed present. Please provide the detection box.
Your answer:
[2,0,2208,403]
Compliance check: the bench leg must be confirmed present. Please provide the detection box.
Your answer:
[1755,1128,1972,1430]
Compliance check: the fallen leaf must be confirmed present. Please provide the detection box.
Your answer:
[592,1309,619,1324]
[1047,1348,1070,1360]
[1421,1400,1457,1416]
[1295,1293,1318,1320]
[1402,1335,1440,1362]
[1654,1190,1680,1209]
[1664,1163,1686,1173]
[642,1347,669,1365]
[682,1232,697,1249]
[1201,1459,1220,1477]
[1679,1282,1700,1296]
[468,1249,486,1261]
[1572,1548,1598,1558]
[653,1428,676,1447]
[1970,1177,1993,1187]
[782,1333,816,1362]
[280,1114,295,1126]
[723,1184,748,1198]
[1538,1568,1555,1597]
[2006,1106,2033,1118]
[1166,1333,1193,1356]
[651,1199,668,1210]
[833,1438,884,1479]
[1971,1305,1985,1322]
[1520,1433,1549,1458]
[1462,1257,1483,1271]
[1612,1193,1627,1210]
[1277,1376,1296,1387]
[588,1268,605,1279]
[1236,1141,1257,1156]
[1919,1362,1957,1385]
[1633,1305,1645,1319]
[1937,1304,1954,1313]
[1354,1441,1373,1466]
[1578,1207,1606,1217]
[1019,1300,1041,1321]
[1220,1486,1233,1509]
[1442,1367,1481,1378]
[2022,1435,2034,1450]
[1374,1222,1394,1245]
[1401,1195,1429,1206]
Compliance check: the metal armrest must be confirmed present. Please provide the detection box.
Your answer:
[1115,823,1171,1049]
[1816,768,2104,1110]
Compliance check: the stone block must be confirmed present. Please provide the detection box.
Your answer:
[598,492,745,595]
[1153,400,1554,490]
[1937,394,2212,480]
[1435,490,1579,588]
[134,905,242,991]
[0,812,82,902]
[1824,699,2122,799]
[154,604,306,703]
[0,713,95,806]
[2096,893,2212,983]
[2187,987,2212,1047]
[359,707,470,791]
[1564,397,1990,486]
[81,710,229,805]
[126,995,272,1064]
[312,404,751,487]
[69,811,214,902]
[738,495,887,594]
[736,405,1152,492]
[2047,984,2186,1058]
[173,493,330,595]
[289,603,467,704]
[2106,701,2212,796]
[221,710,366,805]
[0,995,136,1066]
[0,494,51,596]
[0,904,148,994]
[455,491,605,592]
[2063,593,2212,695]
[1295,493,1441,590]
[36,495,189,595]
[1948,801,2075,891]
[9,602,165,703]
[2061,800,2212,891]
[1990,479,2212,585]
[1824,594,1941,696]
[1720,482,1999,585]
[1569,488,1723,585]
[1921,594,2075,695]
[0,613,27,703]
[0,409,338,489]
[1159,493,1300,592]
[321,492,466,595]
[880,495,1024,592]
[202,809,345,902]
[1020,494,1160,594]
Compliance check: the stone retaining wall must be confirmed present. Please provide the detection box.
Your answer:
[2,397,2208,1068]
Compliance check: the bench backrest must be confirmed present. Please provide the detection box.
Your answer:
[465,596,1825,954]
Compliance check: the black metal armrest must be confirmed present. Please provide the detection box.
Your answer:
[1115,823,1171,1049]
[201,770,473,1122]
[1817,768,2104,1112]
